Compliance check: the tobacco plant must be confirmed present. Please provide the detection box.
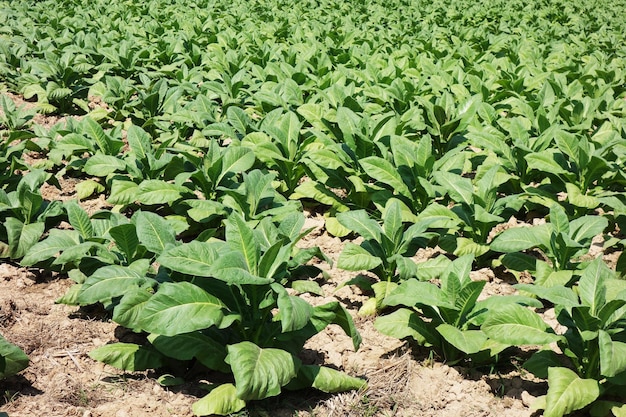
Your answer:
[375,255,543,364]
[491,204,608,286]
[82,212,364,415]
[483,259,626,417]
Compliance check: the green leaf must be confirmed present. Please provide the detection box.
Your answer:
[291,365,366,393]
[65,200,93,239]
[157,241,220,277]
[437,324,489,354]
[88,343,163,371]
[290,280,324,296]
[544,367,600,417]
[134,211,176,254]
[359,156,411,198]
[337,243,382,271]
[490,224,552,252]
[225,212,259,275]
[108,223,139,263]
[6,219,45,259]
[434,171,474,206]
[226,342,300,401]
[107,180,139,205]
[382,199,404,246]
[501,252,538,272]
[126,125,152,160]
[514,284,579,308]
[599,330,626,378]
[569,215,608,243]
[383,279,447,308]
[192,384,246,416]
[139,282,228,336]
[374,308,433,345]
[77,265,152,305]
[111,288,153,332]
[83,153,126,176]
[0,335,29,378]
[148,332,227,371]
[136,180,188,205]
[579,258,609,315]
[75,179,105,200]
[482,303,562,345]
[336,210,382,241]
[275,285,314,332]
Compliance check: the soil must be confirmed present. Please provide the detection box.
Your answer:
[0,92,612,417]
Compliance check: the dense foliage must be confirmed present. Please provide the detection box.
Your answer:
[1,0,626,415]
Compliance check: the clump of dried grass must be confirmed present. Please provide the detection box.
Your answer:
[306,350,416,417]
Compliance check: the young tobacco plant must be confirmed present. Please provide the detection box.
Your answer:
[482,258,626,417]
[491,203,608,286]
[82,212,364,415]
[0,170,64,260]
[0,334,29,380]
[336,198,446,315]
[434,162,524,258]
[375,255,543,364]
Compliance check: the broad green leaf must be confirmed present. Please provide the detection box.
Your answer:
[337,243,382,271]
[490,224,552,252]
[126,125,152,160]
[192,384,246,416]
[108,223,139,262]
[78,265,152,305]
[599,330,626,378]
[226,342,300,401]
[88,343,163,371]
[437,324,489,355]
[359,156,411,198]
[434,171,474,206]
[134,211,176,254]
[107,180,139,205]
[374,308,436,346]
[566,183,600,209]
[544,367,600,417]
[384,279,447,308]
[514,284,579,308]
[75,180,104,200]
[526,151,569,175]
[550,204,570,236]
[0,335,29,378]
[579,258,609,315]
[6,219,45,259]
[382,199,404,246]
[289,365,366,393]
[139,282,227,336]
[290,280,324,296]
[136,180,187,205]
[83,153,126,176]
[275,285,314,332]
[569,215,608,243]
[225,212,259,275]
[482,303,562,345]
[157,241,220,277]
[112,288,153,332]
[65,200,93,239]
[336,210,382,241]
[501,252,538,272]
[148,332,226,369]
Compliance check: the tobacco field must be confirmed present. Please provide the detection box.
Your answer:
[1,0,626,415]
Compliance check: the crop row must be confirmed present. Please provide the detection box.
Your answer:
[1,0,626,416]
